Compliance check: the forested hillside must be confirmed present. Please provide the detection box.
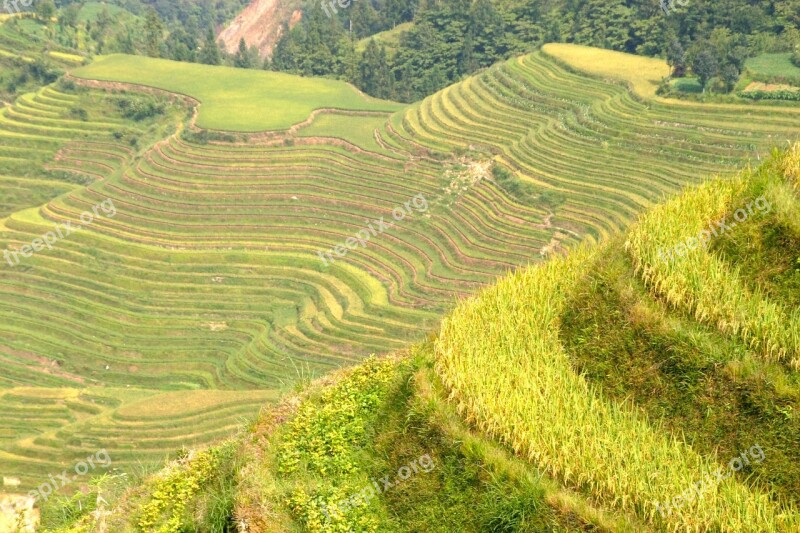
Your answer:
[14,0,799,102]
[272,0,800,100]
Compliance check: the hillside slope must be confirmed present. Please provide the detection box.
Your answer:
[40,144,800,531]
[2,45,800,525]
[217,0,302,58]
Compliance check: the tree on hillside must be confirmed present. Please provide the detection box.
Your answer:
[58,4,80,30]
[165,28,198,62]
[692,49,718,92]
[35,0,56,21]
[199,28,222,65]
[571,0,633,51]
[666,38,687,77]
[358,40,393,99]
[468,0,506,67]
[720,63,740,92]
[234,38,252,68]
[271,29,300,72]
[144,8,164,57]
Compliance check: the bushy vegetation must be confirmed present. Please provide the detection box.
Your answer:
[739,89,800,101]
[276,357,398,531]
[115,95,166,120]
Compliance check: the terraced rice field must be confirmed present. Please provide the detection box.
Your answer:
[397,47,800,240]
[435,147,800,530]
[0,84,558,488]
[2,47,800,493]
[0,85,138,217]
[0,387,278,489]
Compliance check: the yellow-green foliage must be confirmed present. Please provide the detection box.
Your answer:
[137,442,234,532]
[781,143,800,188]
[72,54,401,131]
[277,357,398,532]
[434,246,798,531]
[626,151,800,368]
[542,43,670,98]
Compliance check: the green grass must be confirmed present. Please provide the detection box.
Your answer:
[295,112,394,154]
[72,54,404,131]
[745,53,800,84]
[356,22,414,54]
[670,77,703,93]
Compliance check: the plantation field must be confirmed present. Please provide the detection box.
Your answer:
[295,111,392,153]
[399,49,800,241]
[542,42,670,98]
[2,43,800,501]
[435,146,800,530]
[52,147,800,531]
[71,54,404,131]
[0,386,278,490]
[746,53,800,83]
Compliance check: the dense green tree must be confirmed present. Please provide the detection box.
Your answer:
[571,0,633,51]
[57,4,80,30]
[692,49,718,91]
[271,29,301,72]
[233,38,253,68]
[35,0,56,21]
[666,37,686,77]
[144,8,164,57]
[199,28,222,65]
[720,63,740,92]
[358,39,393,98]
[165,28,198,62]
[262,0,800,100]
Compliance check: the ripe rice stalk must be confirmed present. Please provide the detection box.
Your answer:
[625,158,800,368]
[435,245,799,531]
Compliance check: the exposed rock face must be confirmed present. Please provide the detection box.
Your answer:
[217,0,303,59]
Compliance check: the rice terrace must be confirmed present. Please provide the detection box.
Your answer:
[0,2,800,531]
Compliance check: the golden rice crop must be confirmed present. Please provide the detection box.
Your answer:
[625,154,800,368]
[780,143,800,187]
[434,246,799,531]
